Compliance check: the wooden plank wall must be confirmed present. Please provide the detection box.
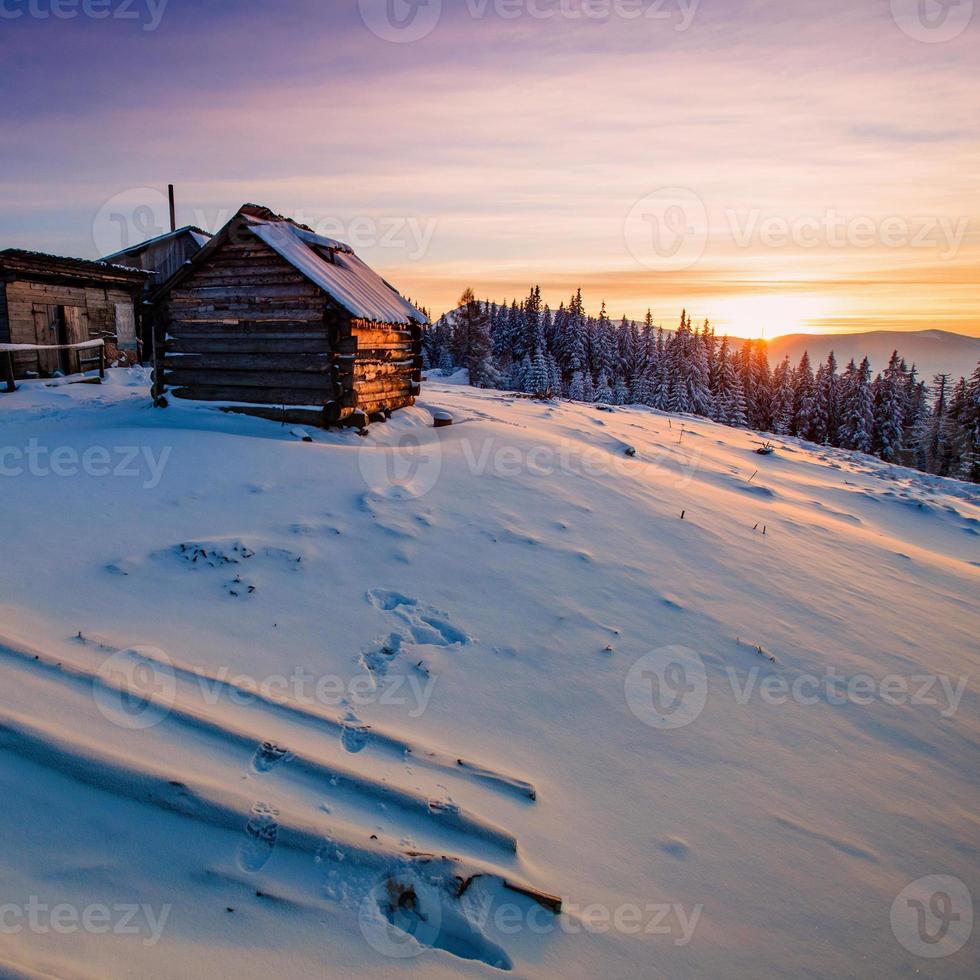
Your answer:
[135,234,205,285]
[3,279,133,375]
[159,237,337,408]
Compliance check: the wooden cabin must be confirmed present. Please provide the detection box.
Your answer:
[101,225,211,288]
[0,250,149,377]
[149,204,427,427]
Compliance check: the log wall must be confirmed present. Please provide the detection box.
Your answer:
[159,238,336,409]
[345,318,422,418]
[156,233,422,426]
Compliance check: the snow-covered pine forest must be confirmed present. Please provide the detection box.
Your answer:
[421,288,980,482]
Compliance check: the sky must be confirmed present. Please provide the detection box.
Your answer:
[1,0,978,339]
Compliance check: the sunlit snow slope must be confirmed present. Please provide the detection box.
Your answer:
[0,370,976,979]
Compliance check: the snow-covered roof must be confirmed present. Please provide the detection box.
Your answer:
[100,226,212,263]
[244,216,427,327]
[0,248,149,280]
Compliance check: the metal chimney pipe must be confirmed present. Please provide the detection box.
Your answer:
[168,184,176,232]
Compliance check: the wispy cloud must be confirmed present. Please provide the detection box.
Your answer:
[0,0,976,336]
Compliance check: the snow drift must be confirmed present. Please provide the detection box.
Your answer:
[0,370,976,978]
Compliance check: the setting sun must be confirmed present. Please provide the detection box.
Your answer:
[708,294,837,341]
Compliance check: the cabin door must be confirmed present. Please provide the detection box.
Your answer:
[32,304,62,375]
[31,304,86,375]
[62,306,86,374]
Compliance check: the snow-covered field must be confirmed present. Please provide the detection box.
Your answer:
[0,369,977,979]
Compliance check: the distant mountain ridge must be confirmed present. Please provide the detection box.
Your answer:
[764,329,979,382]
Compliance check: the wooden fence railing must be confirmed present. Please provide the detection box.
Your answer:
[0,339,106,393]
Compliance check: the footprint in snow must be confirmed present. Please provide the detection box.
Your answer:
[251,741,291,773]
[366,590,470,647]
[341,714,371,753]
[360,632,403,678]
[238,802,280,872]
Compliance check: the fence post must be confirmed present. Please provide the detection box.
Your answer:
[3,351,15,393]
[98,343,106,381]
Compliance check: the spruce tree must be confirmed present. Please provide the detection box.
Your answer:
[843,358,875,454]
[792,352,818,440]
[770,357,794,435]
[925,374,951,473]
[959,362,980,482]
[453,288,494,387]
[527,350,550,397]
[873,351,906,461]
[594,373,613,404]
